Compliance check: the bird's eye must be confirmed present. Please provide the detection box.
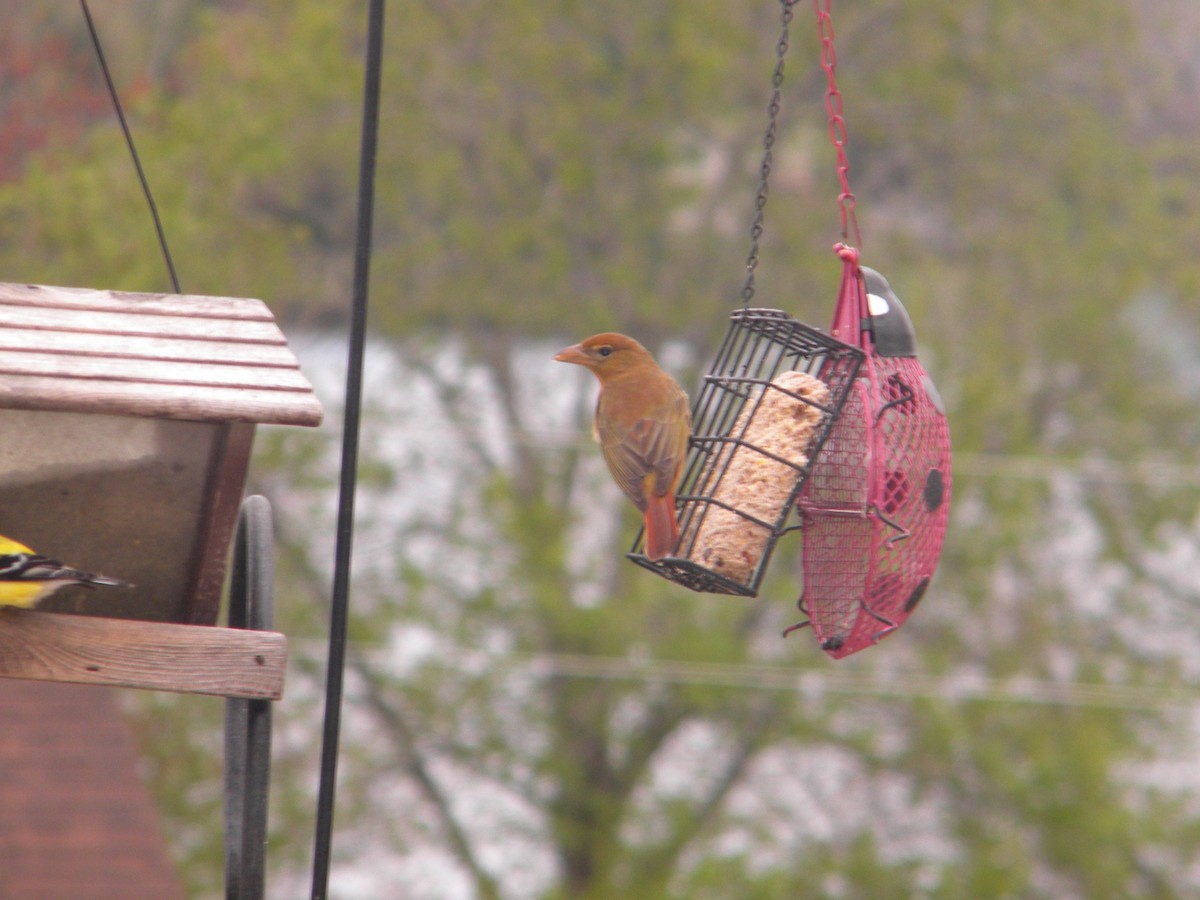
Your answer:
[598,346,613,357]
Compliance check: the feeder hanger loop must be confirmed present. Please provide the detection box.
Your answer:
[829,242,868,348]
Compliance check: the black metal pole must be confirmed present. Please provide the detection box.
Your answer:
[310,1,386,897]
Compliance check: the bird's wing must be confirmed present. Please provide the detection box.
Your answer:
[598,392,690,509]
[646,389,690,488]
[0,553,121,586]
[596,415,647,510]
[0,553,77,581]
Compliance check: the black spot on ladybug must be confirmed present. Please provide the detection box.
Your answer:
[904,577,930,612]
[924,468,945,511]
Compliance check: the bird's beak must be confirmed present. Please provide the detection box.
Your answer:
[553,343,588,365]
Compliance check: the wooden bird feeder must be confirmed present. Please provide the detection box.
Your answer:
[0,281,322,628]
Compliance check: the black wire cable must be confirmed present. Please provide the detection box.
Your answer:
[310,1,386,897]
[80,0,181,294]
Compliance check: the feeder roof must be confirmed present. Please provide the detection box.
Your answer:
[0,282,323,426]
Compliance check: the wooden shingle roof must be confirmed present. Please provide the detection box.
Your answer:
[0,282,323,426]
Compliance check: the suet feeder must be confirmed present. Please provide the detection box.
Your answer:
[628,308,863,595]
[0,281,322,626]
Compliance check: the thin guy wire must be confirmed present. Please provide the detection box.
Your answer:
[310,0,386,897]
[742,0,798,308]
[284,644,1200,714]
[80,0,181,293]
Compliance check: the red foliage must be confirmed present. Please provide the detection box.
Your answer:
[0,13,112,182]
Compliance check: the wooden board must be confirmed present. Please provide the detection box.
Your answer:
[0,349,314,391]
[0,302,284,341]
[0,326,301,367]
[0,282,323,427]
[187,423,256,626]
[0,282,275,319]
[0,609,286,700]
[0,373,322,425]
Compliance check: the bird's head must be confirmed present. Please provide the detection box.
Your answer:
[553,333,654,381]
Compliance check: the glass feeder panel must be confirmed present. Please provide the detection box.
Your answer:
[0,409,223,623]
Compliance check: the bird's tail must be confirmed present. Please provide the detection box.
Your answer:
[643,493,680,561]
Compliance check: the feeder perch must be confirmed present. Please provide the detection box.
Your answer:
[628,308,863,595]
[794,247,952,658]
[0,281,323,626]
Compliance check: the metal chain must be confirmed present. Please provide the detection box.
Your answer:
[742,0,799,308]
[814,0,861,249]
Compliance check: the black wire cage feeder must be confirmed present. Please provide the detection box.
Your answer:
[627,309,862,596]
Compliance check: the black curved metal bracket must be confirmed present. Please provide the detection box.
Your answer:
[224,495,275,900]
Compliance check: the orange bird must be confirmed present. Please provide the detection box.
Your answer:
[554,333,691,560]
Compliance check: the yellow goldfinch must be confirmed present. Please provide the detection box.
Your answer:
[0,534,130,609]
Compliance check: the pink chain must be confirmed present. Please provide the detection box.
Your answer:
[814,0,861,249]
